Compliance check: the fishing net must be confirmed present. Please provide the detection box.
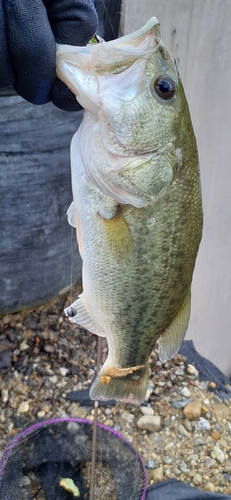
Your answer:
[0,418,147,500]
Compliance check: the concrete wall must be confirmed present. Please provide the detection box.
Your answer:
[121,0,231,376]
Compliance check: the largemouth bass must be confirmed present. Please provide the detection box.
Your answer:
[56,18,203,405]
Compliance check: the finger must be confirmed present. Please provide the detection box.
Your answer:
[4,0,56,104]
[44,0,98,110]
[44,0,98,45]
[50,79,82,111]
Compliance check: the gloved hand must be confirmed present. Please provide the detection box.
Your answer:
[0,0,98,110]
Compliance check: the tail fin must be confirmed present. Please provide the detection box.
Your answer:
[89,365,149,405]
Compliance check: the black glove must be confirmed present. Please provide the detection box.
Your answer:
[0,0,98,110]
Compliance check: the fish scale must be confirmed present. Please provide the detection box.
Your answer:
[56,17,203,404]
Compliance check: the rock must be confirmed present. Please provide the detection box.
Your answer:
[218,438,227,448]
[113,423,121,432]
[19,342,29,351]
[175,369,184,376]
[49,331,59,341]
[163,456,172,465]
[183,400,202,420]
[204,483,215,492]
[183,419,193,432]
[189,454,199,461]
[137,415,161,432]
[187,364,199,377]
[140,406,154,416]
[18,401,29,413]
[146,459,155,469]
[44,344,54,353]
[145,379,154,400]
[195,438,206,446]
[211,431,220,441]
[223,473,231,482]
[195,417,211,431]
[1,389,9,403]
[178,424,189,437]
[72,382,83,391]
[20,476,31,486]
[69,403,87,419]
[126,434,133,443]
[165,442,174,450]
[41,404,50,414]
[180,461,189,473]
[153,387,160,395]
[41,331,49,340]
[59,367,68,377]
[121,412,135,424]
[151,465,163,483]
[49,375,58,384]
[227,421,231,432]
[211,445,225,463]
[104,419,114,427]
[13,349,20,356]
[223,461,231,473]
[66,421,80,433]
[181,387,191,397]
[23,317,38,329]
[7,330,18,342]
[45,367,54,376]
[23,329,35,340]
[0,411,6,423]
[103,408,111,417]
[0,351,12,369]
[171,398,192,409]
[205,457,216,468]
[192,473,202,486]
[37,410,46,418]
[209,381,216,389]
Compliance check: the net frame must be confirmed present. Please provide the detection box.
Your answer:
[0,417,147,500]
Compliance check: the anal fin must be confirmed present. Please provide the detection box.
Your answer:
[158,291,191,362]
[98,206,132,260]
[64,293,106,337]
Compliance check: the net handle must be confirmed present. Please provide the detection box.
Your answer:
[90,336,102,500]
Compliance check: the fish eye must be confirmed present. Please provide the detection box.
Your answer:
[152,76,176,101]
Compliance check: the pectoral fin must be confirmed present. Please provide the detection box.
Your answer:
[158,291,191,362]
[98,205,132,260]
[64,293,106,337]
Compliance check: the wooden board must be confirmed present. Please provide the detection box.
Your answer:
[0,93,82,313]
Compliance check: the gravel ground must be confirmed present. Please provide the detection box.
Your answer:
[0,282,231,497]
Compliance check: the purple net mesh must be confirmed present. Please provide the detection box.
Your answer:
[0,418,147,500]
